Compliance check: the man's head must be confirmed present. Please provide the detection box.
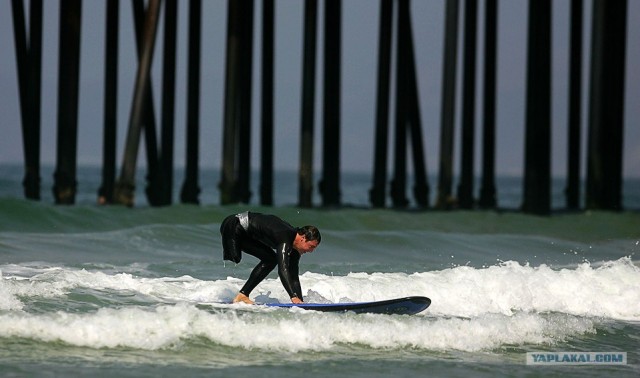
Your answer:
[294,225,321,254]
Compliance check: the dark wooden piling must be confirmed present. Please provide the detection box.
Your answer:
[219,0,254,205]
[436,0,459,210]
[565,0,583,210]
[129,0,162,206]
[457,0,477,209]
[369,0,393,208]
[26,1,43,200]
[319,0,342,207]
[114,0,161,206]
[11,0,32,195]
[403,0,429,208]
[158,0,178,206]
[11,0,43,201]
[298,0,318,208]
[237,0,255,204]
[522,0,551,215]
[586,0,627,210]
[390,0,428,208]
[99,0,119,205]
[478,0,497,209]
[260,0,275,206]
[53,0,82,205]
[390,0,410,208]
[181,0,202,204]
[220,0,242,204]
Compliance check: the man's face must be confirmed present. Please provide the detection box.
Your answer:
[296,237,319,255]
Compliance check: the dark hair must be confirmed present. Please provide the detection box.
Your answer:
[297,225,321,243]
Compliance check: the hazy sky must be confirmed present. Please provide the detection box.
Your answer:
[1,0,638,180]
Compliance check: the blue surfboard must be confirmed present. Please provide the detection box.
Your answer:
[265,296,430,315]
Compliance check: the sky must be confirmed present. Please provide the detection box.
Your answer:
[1,0,639,180]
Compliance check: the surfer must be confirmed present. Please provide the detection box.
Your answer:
[220,211,321,304]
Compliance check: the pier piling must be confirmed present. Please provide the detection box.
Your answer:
[457,0,478,210]
[479,0,498,209]
[181,0,202,204]
[260,0,275,206]
[98,0,119,205]
[522,0,552,215]
[53,0,82,205]
[565,0,583,210]
[298,0,318,208]
[436,0,459,210]
[369,0,393,208]
[114,0,161,206]
[158,0,178,206]
[586,0,627,210]
[320,0,342,207]
[11,0,43,201]
[237,0,255,204]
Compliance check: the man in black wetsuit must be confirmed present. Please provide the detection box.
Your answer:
[220,211,321,304]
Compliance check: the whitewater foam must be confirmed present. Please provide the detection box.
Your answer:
[2,257,639,319]
[0,303,596,353]
[1,257,638,353]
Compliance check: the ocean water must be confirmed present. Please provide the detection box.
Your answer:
[1,164,639,377]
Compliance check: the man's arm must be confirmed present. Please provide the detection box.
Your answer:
[290,253,302,301]
[276,243,303,302]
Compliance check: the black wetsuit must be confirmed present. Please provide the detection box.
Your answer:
[220,212,303,300]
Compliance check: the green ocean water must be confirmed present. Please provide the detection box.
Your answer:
[1,165,639,377]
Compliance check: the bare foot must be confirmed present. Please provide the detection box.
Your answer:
[232,293,255,304]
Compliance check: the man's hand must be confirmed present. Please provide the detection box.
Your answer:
[291,296,303,304]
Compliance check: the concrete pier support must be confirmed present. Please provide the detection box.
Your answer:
[436,0,459,210]
[53,0,82,205]
[391,0,429,208]
[370,0,393,208]
[158,0,178,206]
[565,0,583,210]
[522,0,551,215]
[479,0,498,209]
[11,0,43,201]
[260,0,275,206]
[457,0,478,209]
[586,0,627,210]
[99,0,119,205]
[319,0,342,207]
[298,0,318,208]
[181,0,202,204]
[114,0,161,206]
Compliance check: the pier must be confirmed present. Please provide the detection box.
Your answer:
[7,0,633,213]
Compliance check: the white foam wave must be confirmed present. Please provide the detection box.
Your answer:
[0,303,595,353]
[4,259,637,352]
[0,266,242,310]
[305,257,640,321]
[2,257,639,319]
[415,257,640,320]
